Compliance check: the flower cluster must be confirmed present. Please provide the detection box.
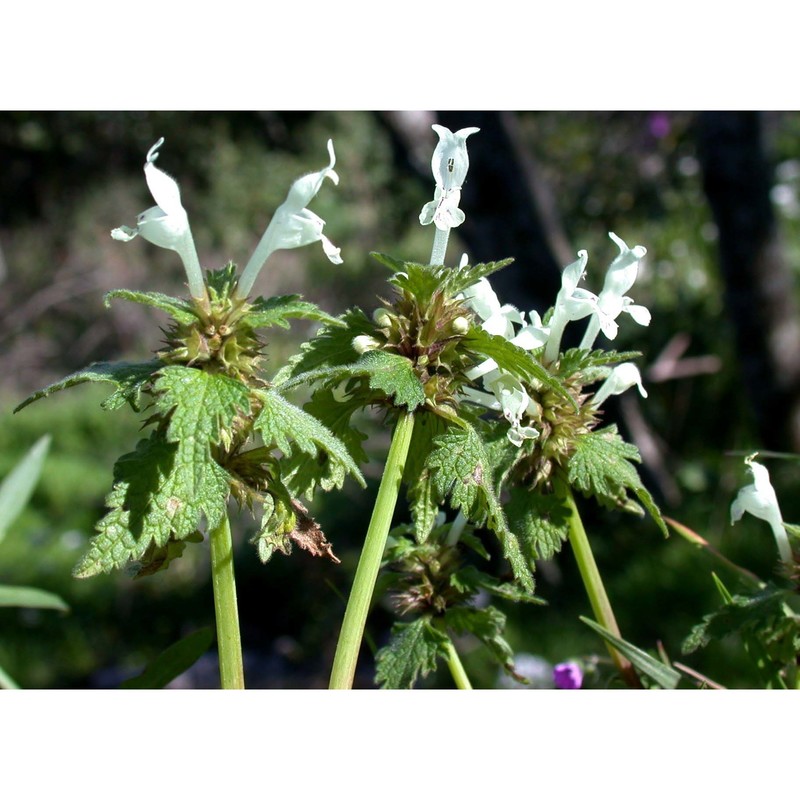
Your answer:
[112,138,342,303]
[460,233,650,448]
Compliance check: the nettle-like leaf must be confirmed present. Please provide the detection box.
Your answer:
[244,294,341,330]
[104,289,199,325]
[555,347,643,383]
[442,258,515,297]
[14,360,162,413]
[445,604,520,679]
[273,307,375,386]
[567,424,667,535]
[682,583,794,655]
[352,350,426,411]
[253,389,365,498]
[375,617,451,689]
[74,434,230,577]
[427,423,534,591]
[506,486,572,562]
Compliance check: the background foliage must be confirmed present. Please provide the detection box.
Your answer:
[1,110,798,688]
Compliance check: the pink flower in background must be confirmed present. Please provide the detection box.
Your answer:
[553,662,583,689]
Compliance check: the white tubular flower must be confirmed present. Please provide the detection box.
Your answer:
[461,277,523,338]
[486,372,540,447]
[580,232,650,350]
[419,124,480,231]
[237,139,342,299]
[543,250,598,364]
[512,309,550,351]
[589,362,648,408]
[111,138,206,300]
[461,371,539,447]
[731,455,793,566]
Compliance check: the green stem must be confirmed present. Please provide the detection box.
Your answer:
[209,514,245,689]
[558,480,642,689]
[329,411,416,689]
[445,638,473,689]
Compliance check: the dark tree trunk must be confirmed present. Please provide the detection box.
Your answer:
[697,112,800,452]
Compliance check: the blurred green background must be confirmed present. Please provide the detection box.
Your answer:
[1,110,798,688]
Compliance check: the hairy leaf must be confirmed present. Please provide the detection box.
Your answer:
[105,289,199,325]
[353,350,426,411]
[273,308,374,386]
[245,294,341,330]
[74,434,230,577]
[568,425,667,535]
[427,423,534,591]
[375,617,451,689]
[14,360,162,412]
[254,389,365,497]
[506,486,572,562]
[446,605,519,678]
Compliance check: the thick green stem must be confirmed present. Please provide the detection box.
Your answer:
[445,639,473,689]
[209,514,245,689]
[329,411,416,689]
[558,480,642,689]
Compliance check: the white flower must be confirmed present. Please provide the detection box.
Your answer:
[579,232,650,350]
[543,250,598,363]
[731,455,793,566]
[237,139,342,298]
[111,138,205,300]
[462,371,539,447]
[589,362,648,408]
[419,125,480,231]
[461,277,523,339]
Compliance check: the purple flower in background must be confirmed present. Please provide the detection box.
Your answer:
[553,662,583,689]
[649,112,670,139]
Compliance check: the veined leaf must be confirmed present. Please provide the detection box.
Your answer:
[105,289,199,325]
[245,294,341,330]
[427,423,534,591]
[568,425,667,535]
[254,390,365,494]
[74,434,229,577]
[442,258,515,297]
[273,308,375,386]
[375,617,451,689]
[14,360,162,413]
[446,605,518,677]
[506,486,572,562]
[353,350,426,411]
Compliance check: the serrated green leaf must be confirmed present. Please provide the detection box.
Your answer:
[273,308,375,386]
[14,360,161,413]
[355,350,426,411]
[387,262,445,307]
[0,584,69,611]
[245,294,341,330]
[154,366,250,498]
[74,434,230,577]
[568,425,667,535]
[506,486,572,562]
[120,628,214,689]
[682,584,790,654]
[442,258,515,297]
[375,617,451,689]
[0,435,50,544]
[105,289,199,324]
[369,251,407,272]
[581,616,681,689]
[556,347,643,382]
[254,390,365,496]
[427,423,534,591]
[446,605,517,676]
